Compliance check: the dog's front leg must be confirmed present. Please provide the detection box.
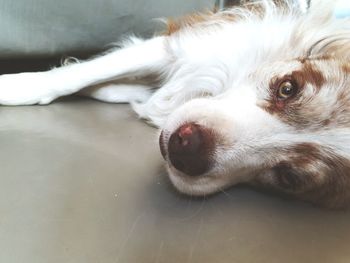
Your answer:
[0,36,168,105]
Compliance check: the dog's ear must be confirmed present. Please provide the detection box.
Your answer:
[260,144,350,208]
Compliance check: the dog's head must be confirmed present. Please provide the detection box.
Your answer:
[157,0,350,207]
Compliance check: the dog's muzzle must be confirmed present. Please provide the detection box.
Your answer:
[159,123,215,176]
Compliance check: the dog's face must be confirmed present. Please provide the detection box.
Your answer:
[152,1,350,207]
[160,49,350,207]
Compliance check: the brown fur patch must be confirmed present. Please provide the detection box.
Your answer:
[164,1,285,35]
[291,143,326,167]
[283,143,350,208]
[165,12,213,35]
[342,63,350,74]
[165,11,234,35]
[256,143,350,208]
[292,61,326,90]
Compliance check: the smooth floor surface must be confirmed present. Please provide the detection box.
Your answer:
[1,98,350,263]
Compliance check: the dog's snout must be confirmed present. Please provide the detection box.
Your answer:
[166,123,214,176]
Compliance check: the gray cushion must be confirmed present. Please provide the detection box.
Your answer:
[0,0,215,58]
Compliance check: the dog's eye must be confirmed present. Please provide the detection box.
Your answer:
[277,80,297,100]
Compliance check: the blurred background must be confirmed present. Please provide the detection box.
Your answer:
[0,0,221,73]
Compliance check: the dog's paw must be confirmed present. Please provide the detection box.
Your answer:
[0,73,59,105]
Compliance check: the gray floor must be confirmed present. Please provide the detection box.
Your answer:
[1,98,350,263]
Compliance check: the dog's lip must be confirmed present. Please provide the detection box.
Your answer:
[166,164,232,196]
[159,130,167,160]
[167,160,215,180]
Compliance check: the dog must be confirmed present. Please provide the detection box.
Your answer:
[0,0,349,208]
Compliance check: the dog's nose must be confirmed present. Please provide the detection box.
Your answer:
[166,123,214,176]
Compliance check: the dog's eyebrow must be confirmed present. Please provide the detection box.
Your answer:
[292,61,325,90]
[306,35,350,57]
